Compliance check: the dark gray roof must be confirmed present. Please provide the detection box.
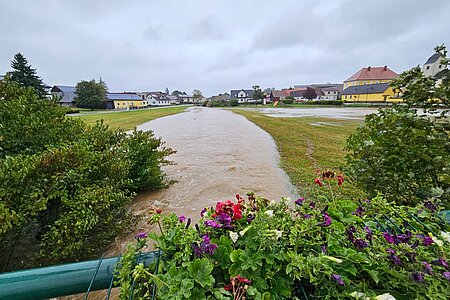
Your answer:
[434,69,449,79]
[230,89,254,98]
[425,53,441,64]
[341,83,390,95]
[106,93,141,100]
[52,85,76,93]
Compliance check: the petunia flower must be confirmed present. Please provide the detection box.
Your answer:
[295,197,305,205]
[134,232,147,239]
[422,235,433,246]
[331,274,345,286]
[383,232,396,244]
[422,262,433,275]
[200,207,207,217]
[314,178,323,187]
[410,271,424,283]
[353,206,364,217]
[375,293,396,300]
[204,220,221,228]
[229,231,239,243]
[318,213,332,227]
[303,213,312,219]
[443,271,450,281]
[353,238,369,250]
[179,215,186,222]
[440,231,450,243]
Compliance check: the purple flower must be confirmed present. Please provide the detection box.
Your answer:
[309,201,316,209]
[295,197,305,205]
[353,238,368,250]
[387,250,402,266]
[422,236,434,246]
[364,226,373,243]
[134,232,147,239]
[321,244,328,254]
[202,234,211,244]
[216,213,233,229]
[204,220,221,228]
[383,232,396,244]
[202,243,218,255]
[411,272,424,283]
[318,213,332,227]
[353,206,364,217]
[192,244,202,257]
[331,274,345,286]
[303,213,312,219]
[396,230,412,243]
[432,258,449,269]
[386,248,396,254]
[200,207,207,217]
[422,262,433,275]
[346,226,356,242]
[443,271,450,281]
[247,214,255,223]
[179,215,186,222]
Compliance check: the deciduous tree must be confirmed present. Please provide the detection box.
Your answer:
[74,79,107,110]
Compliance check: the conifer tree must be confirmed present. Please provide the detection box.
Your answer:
[9,53,47,98]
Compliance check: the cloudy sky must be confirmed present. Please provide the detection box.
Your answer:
[1,0,449,96]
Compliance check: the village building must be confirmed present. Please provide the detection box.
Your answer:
[230,89,254,103]
[179,94,193,103]
[147,92,172,106]
[422,51,448,85]
[51,85,76,107]
[342,66,398,102]
[107,92,146,109]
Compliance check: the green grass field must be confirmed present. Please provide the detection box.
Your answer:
[231,109,363,194]
[73,106,188,131]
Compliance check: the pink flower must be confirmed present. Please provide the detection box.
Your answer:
[318,213,332,227]
[314,178,323,187]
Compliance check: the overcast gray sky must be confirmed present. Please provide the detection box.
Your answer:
[1,0,449,96]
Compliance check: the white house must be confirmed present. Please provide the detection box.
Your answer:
[147,92,171,106]
[230,89,254,103]
[422,52,448,85]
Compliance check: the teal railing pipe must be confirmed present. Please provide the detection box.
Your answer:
[0,251,159,300]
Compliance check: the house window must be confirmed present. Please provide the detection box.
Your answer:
[426,66,430,70]
[439,65,442,68]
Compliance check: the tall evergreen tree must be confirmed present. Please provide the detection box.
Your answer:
[10,53,47,98]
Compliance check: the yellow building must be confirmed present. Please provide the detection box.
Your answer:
[342,66,401,102]
[106,93,149,109]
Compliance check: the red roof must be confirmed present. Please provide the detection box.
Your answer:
[344,66,398,82]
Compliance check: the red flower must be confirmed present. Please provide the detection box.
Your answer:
[233,203,242,220]
[224,283,233,291]
[314,178,323,187]
[156,209,162,214]
[337,174,344,186]
[235,275,251,284]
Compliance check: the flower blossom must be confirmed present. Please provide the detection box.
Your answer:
[337,173,344,186]
[443,271,450,281]
[229,231,239,243]
[265,210,274,217]
[410,271,424,283]
[353,238,368,250]
[383,232,396,244]
[440,231,450,243]
[134,232,147,239]
[295,197,305,205]
[331,274,345,286]
[314,178,323,187]
[192,234,218,256]
[422,235,433,246]
[422,261,433,275]
[353,206,364,217]
[204,220,221,228]
[375,293,396,300]
[200,207,207,217]
[318,213,332,227]
[179,215,186,222]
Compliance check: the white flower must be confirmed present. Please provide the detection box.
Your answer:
[440,231,450,243]
[349,291,369,300]
[229,231,239,243]
[265,210,274,217]
[435,238,444,247]
[375,293,396,300]
[239,226,251,237]
[322,255,343,264]
[274,230,283,240]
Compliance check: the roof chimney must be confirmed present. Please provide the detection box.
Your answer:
[384,66,387,71]
[367,66,371,71]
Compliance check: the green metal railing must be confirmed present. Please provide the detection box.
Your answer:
[0,251,160,300]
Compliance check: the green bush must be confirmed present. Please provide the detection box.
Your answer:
[229,99,239,107]
[0,80,173,270]
[345,106,450,207]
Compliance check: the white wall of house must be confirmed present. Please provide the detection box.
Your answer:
[423,60,445,77]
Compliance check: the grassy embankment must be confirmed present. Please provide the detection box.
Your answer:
[74,106,188,130]
[231,109,364,197]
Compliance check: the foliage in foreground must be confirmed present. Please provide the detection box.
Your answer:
[0,80,173,271]
[117,180,450,299]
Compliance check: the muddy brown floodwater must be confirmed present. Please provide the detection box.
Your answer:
[105,107,297,256]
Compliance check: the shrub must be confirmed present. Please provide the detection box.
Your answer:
[229,99,239,107]
[345,106,450,207]
[117,189,450,299]
[0,79,173,270]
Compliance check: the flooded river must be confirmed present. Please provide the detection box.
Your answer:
[106,107,297,255]
[248,107,379,120]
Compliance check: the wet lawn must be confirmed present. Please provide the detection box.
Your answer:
[73,106,188,130]
[231,109,364,197]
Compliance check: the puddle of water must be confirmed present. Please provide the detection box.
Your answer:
[310,121,342,127]
[245,107,379,120]
[105,107,297,256]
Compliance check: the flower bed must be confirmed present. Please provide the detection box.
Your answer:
[117,184,450,299]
